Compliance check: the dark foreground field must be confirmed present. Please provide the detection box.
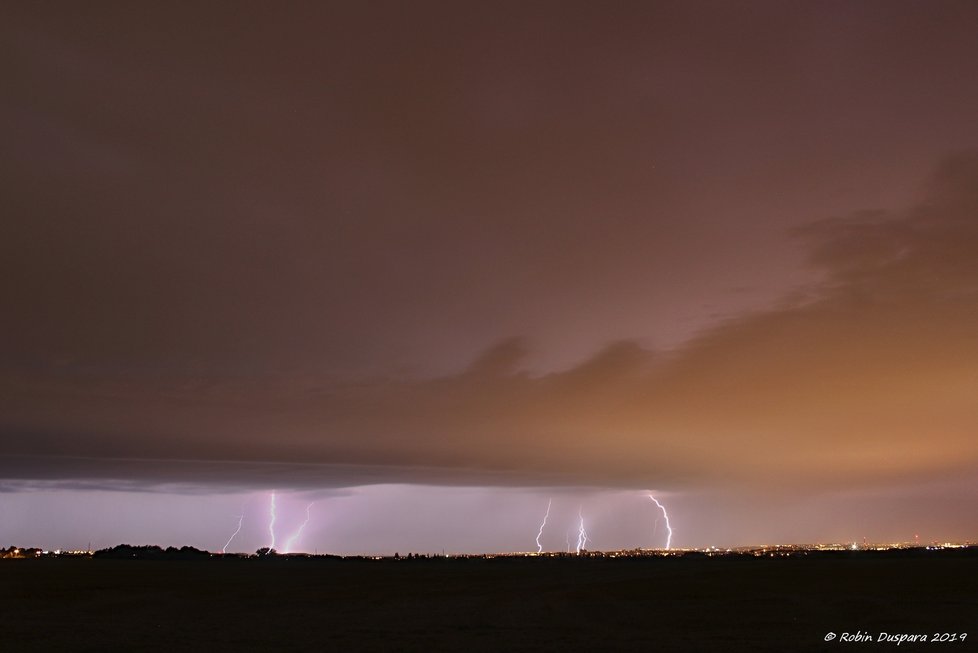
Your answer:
[2,552,976,652]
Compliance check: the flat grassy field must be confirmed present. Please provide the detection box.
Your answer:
[2,552,975,652]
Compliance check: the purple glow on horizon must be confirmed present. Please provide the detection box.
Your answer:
[1,479,977,555]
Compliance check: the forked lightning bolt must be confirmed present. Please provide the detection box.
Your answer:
[222,514,244,554]
[535,498,552,554]
[576,506,590,554]
[284,503,314,553]
[648,494,673,550]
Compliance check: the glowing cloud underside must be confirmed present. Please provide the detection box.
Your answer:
[648,494,673,550]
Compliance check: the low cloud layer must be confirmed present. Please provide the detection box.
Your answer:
[3,154,977,492]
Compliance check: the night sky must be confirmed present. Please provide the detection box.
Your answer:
[3,1,978,554]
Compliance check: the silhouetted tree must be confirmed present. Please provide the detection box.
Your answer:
[95,544,164,559]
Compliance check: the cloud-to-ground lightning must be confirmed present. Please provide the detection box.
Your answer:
[575,506,590,554]
[284,502,314,554]
[535,498,552,553]
[268,491,277,551]
[222,514,244,554]
[648,494,673,550]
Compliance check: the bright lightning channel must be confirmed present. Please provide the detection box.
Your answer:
[648,494,673,550]
[575,506,590,554]
[222,514,244,554]
[268,491,277,551]
[535,498,552,554]
[284,503,314,554]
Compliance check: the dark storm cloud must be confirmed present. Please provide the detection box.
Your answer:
[6,1,978,373]
[3,153,978,491]
[2,3,978,492]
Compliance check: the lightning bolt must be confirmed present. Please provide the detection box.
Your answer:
[535,498,552,554]
[222,514,244,554]
[284,502,314,554]
[576,506,590,554]
[648,494,673,550]
[268,491,277,551]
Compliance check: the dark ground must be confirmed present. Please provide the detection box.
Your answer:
[1,551,976,652]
